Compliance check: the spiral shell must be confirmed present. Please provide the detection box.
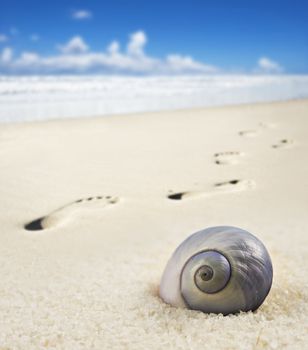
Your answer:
[159,226,273,315]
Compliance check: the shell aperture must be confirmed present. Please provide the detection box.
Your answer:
[159,226,273,315]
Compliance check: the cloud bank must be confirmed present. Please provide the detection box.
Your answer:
[0,30,284,75]
[0,31,218,74]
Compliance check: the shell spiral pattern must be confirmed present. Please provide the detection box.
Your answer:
[159,226,273,315]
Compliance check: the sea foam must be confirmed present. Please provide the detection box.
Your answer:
[0,75,308,123]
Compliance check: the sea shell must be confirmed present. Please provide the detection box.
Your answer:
[159,226,273,315]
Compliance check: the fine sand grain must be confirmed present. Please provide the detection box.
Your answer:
[0,100,307,349]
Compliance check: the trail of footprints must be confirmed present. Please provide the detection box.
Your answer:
[24,121,294,231]
[167,122,294,201]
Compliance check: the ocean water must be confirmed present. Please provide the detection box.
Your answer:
[0,75,308,123]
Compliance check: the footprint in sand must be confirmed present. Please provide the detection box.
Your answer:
[238,130,258,138]
[239,122,275,138]
[167,179,255,200]
[214,151,244,165]
[24,195,119,231]
[259,122,276,129]
[272,139,294,149]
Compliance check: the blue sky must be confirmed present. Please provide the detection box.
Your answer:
[0,0,307,74]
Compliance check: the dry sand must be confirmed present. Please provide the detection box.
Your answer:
[0,100,307,349]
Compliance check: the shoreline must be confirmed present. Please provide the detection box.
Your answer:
[1,97,308,127]
[1,73,308,124]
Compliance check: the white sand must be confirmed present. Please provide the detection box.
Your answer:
[0,100,307,349]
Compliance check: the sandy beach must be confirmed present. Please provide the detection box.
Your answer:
[0,99,307,349]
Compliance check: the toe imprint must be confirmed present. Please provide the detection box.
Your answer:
[214,151,244,165]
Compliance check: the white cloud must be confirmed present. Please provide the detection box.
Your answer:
[58,36,89,54]
[72,10,92,20]
[16,52,40,65]
[165,54,217,73]
[127,31,147,56]
[0,31,218,75]
[1,47,13,63]
[107,41,120,55]
[0,34,8,42]
[257,57,283,73]
[30,34,40,42]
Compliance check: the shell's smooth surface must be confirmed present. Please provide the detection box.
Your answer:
[159,226,273,315]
